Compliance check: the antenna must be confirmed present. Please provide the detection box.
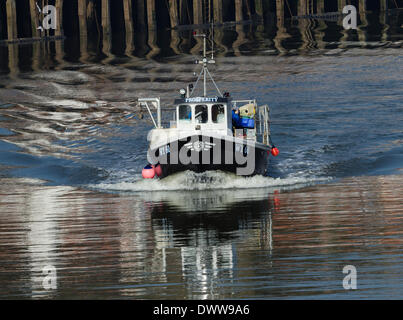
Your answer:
[210,0,214,61]
[211,19,214,61]
[191,23,222,98]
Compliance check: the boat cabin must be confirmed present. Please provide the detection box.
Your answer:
[137,30,274,176]
[138,95,270,145]
[172,97,231,134]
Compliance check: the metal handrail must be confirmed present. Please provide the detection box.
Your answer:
[232,99,256,108]
[138,97,161,128]
[257,104,270,146]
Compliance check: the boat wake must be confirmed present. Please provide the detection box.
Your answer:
[89,170,332,193]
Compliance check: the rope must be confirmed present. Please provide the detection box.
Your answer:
[190,67,204,97]
[206,67,222,96]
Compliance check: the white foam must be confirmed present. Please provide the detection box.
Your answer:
[89,170,331,193]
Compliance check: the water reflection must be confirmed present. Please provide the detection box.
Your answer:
[148,188,274,299]
[1,174,403,299]
[0,178,276,299]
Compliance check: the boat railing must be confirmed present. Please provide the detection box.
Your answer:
[138,97,162,128]
[257,104,270,146]
[232,99,257,109]
[231,100,270,145]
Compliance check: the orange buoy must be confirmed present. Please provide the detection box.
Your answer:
[142,164,155,179]
[271,147,279,157]
[154,164,162,177]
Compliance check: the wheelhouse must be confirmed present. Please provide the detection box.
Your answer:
[172,97,232,133]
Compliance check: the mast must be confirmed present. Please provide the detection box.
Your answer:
[203,35,207,97]
[192,27,222,98]
[195,32,209,97]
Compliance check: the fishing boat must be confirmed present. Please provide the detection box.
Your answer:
[138,31,278,179]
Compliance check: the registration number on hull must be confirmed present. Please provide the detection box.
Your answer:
[159,145,170,156]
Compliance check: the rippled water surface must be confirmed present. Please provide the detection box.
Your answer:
[0,8,403,299]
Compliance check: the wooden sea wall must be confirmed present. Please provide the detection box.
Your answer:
[0,0,400,74]
[1,0,394,42]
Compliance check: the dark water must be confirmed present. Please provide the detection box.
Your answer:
[0,10,403,299]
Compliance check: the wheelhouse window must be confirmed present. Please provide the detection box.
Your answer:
[178,105,192,122]
[195,105,208,123]
[212,104,225,123]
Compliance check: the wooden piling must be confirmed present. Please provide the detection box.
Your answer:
[123,0,135,56]
[102,31,113,63]
[55,0,64,36]
[8,43,19,76]
[29,0,40,38]
[276,0,284,26]
[168,0,179,28]
[102,0,111,35]
[380,0,389,42]
[55,0,64,67]
[298,0,308,16]
[101,0,113,63]
[78,0,89,62]
[298,0,315,51]
[170,29,180,54]
[146,27,160,59]
[380,0,388,11]
[255,0,263,17]
[357,3,368,45]
[254,0,265,46]
[233,24,247,56]
[274,0,289,53]
[6,0,19,75]
[308,0,314,14]
[213,0,223,23]
[147,0,157,30]
[193,0,203,25]
[6,0,18,41]
[314,0,326,49]
[78,0,88,37]
[235,0,243,22]
[145,0,159,58]
[214,28,228,56]
[316,0,325,14]
[123,0,134,34]
[188,0,203,55]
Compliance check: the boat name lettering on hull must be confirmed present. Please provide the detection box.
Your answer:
[185,97,218,103]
